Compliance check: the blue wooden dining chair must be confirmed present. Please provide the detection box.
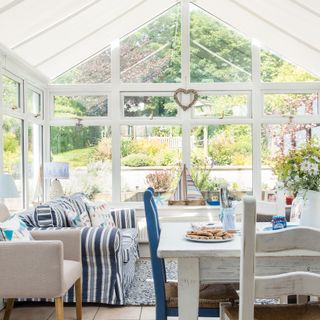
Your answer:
[143,187,238,320]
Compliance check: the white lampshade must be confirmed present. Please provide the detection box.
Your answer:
[44,162,69,179]
[0,173,19,198]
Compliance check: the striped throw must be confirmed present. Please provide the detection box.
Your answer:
[110,208,136,229]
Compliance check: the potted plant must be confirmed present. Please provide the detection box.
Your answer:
[272,139,320,227]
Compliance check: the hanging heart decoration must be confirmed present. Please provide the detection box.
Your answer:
[173,88,199,111]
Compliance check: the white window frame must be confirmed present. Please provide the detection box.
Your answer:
[47,0,320,205]
[1,67,45,210]
[121,92,182,120]
[2,70,23,114]
[25,83,44,120]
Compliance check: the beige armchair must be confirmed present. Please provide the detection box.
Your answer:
[0,229,82,320]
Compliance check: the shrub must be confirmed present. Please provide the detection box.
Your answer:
[122,153,156,167]
[95,137,112,160]
[146,170,172,192]
[158,149,179,166]
[121,138,136,157]
[191,167,227,192]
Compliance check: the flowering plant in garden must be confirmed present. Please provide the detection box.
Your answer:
[272,139,320,195]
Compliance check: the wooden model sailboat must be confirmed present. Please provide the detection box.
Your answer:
[168,164,205,206]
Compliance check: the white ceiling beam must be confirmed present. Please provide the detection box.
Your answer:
[292,0,320,16]
[0,0,24,14]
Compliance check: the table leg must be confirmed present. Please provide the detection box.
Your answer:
[178,257,200,320]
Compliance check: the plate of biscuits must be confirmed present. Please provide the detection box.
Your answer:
[185,227,234,243]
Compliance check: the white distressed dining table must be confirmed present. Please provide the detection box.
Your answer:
[157,222,320,320]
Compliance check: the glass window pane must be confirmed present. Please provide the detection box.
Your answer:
[193,94,249,118]
[52,47,111,84]
[27,89,41,116]
[190,4,251,83]
[54,96,108,118]
[191,125,252,199]
[2,75,21,111]
[120,5,181,83]
[261,123,318,196]
[28,124,43,207]
[261,49,320,82]
[50,126,112,201]
[264,93,318,116]
[3,116,23,211]
[121,125,182,201]
[123,95,178,117]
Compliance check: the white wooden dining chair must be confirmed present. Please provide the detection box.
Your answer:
[221,196,320,320]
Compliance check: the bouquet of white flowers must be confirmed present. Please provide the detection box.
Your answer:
[272,139,320,195]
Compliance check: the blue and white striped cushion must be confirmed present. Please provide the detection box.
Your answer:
[34,205,54,227]
[32,205,67,228]
[110,208,136,229]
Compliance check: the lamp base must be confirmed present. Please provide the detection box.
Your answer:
[0,203,10,222]
[49,179,64,200]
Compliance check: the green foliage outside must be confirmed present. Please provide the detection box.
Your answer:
[122,153,156,167]
[121,138,181,167]
[190,6,251,82]
[191,167,227,192]
[3,117,21,177]
[192,125,252,166]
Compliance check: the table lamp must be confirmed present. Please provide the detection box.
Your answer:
[44,162,69,200]
[0,173,19,221]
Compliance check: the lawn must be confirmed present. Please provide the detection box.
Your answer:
[52,146,95,167]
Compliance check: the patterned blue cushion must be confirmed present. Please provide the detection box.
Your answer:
[67,193,90,216]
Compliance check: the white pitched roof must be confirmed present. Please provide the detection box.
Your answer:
[0,0,320,80]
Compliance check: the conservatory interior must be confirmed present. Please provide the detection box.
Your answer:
[1,0,320,320]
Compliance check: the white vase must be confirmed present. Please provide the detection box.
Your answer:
[300,190,320,228]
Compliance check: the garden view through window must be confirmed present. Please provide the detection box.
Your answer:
[43,3,320,205]
[50,126,112,201]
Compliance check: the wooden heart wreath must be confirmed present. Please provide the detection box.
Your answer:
[173,88,199,111]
